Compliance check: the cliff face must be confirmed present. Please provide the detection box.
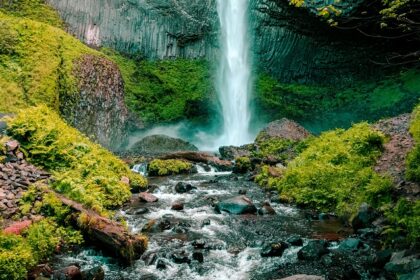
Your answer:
[47,0,380,84]
[46,0,218,60]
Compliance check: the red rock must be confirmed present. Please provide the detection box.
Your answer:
[139,192,158,203]
[121,176,130,185]
[5,140,19,152]
[3,220,32,235]
[171,201,184,211]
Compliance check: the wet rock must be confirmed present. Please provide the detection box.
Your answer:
[81,266,104,280]
[297,240,329,261]
[201,218,211,227]
[372,249,393,269]
[139,192,158,203]
[135,208,149,215]
[140,274,158,280]
[53,265,82,280]
[384,250,420,275]
[130,134,198,156]
[276,275,325,280]
[287,236,303,246]
[6,140,19,152]
[171,201,184,211]
[258,201,276,215]
[192,239,206,249]
[338,238,362,252]
[171,250,191,264]
[175,182,194,193]
[351,203,378,230]
[238,189,247,195]
[256,118,311,142]
[261,241,289,257]
[219,144,253,160]
[172,221,191,234]
[215,195,257,215]
[156,259,167,270]
[193,251,204,263]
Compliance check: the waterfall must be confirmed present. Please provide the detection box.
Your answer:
[216,0,252,147]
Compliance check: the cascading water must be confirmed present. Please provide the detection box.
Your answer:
[215,0,253,147]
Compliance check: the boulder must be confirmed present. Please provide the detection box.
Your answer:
[174,182,194,193]
[256,118,311,142]
[130,134,198,156]
[171,250,191,264]
[276,275,325,280]
[192,251,204,263]
[261,241,289,257]
[297,240,329,261]
[351,203,378,230]
[81,266,105,280]
[338,238,362,252]
[139,192,158,203]
[171,201,184,211]
[215,195,257,215]
[219,144,254,160]
[258,202,276,215]
[53,265,82,280]
[159,151,232,170]
[287,236,303,246]
[385,250,420,275]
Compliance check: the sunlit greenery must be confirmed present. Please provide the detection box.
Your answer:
[148,159,193,176]
[6,106,147,215]
[406,104,420,182]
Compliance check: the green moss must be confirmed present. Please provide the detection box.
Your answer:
[0,218,82,280]
[406,104,420,182]
[258,123,391,217]
[234,157,252,173]
[255,70,420,132]
[148,159,193,176]
[0,0,63,28]
[6,106,147,215]
[0,12,98,114]
[103,49,214,124]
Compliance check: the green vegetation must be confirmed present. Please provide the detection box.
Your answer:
[104,49,214,124]
[6,106,147,215]
[256,123,391,217]
[0,219,82,280]
[255,70,420,132]
[0,0,63,28]
[406,104,420,182]
[148,159,193,176]
[0,11,98,114]
[234,157,252,173]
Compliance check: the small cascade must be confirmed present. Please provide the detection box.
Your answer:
[131,163,148,176]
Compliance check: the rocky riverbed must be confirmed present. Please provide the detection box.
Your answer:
[50,164,415,280]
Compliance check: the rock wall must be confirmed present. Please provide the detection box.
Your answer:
[60,54,130,150]
[47,0,383,84]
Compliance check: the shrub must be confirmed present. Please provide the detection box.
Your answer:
[406,104,420,182]
[0,233,34,280]
[259,123,391,217]
[148,159,193,176]
[234,157,252,173]
[6,106,147,215]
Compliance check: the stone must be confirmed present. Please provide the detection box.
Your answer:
[287,236,303,246]
[261,241,289,257]
[256,118,311,142]
[171,201,184,211]
[53,265,82,280]
[219,144,254,160]
[120,176,130,185]
[193,251,204,263]
[171,251,191,264]
[202,218,211,227]
[156,259,167,270]
[258,202,276,215]
[130,134,198,156]
[139,192,158,203]
[338,238,362,252]
[81,266,105,280]
[351,203,378,230]
[297,240,329,261]
[3,220,32,235]
[276,275,325,280]
[215,195,257,215]
[135,208,150,215]
[6,140,19,152]
[174,182,194,193]
[385,250,420,275]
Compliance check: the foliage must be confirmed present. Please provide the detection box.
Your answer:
[148,159,193,176]
[253,134,307,163]
[384,198,420,244]
[0,11,98,114]
[6,106,147,215]
[0,0,63,28]
[406,104,420,182]
[255,70,420,133]
[258,123,391,217]
[0,218,82,280]
[103,49,215,124]
[234,157,252,173]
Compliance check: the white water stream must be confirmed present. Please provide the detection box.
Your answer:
[215,0,253,147]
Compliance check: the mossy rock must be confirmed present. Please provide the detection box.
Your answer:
[233,157,252,174]
[148,159,194,176]
[130,134,198,156]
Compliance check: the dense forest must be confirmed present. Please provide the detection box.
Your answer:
[0,0,418,279]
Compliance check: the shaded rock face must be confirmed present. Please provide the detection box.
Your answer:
[60,54,130,150]
[130,135,198,156]
[215,195,257,215]
[47,0,382,84]
[256,118,311,142]
[46,0,218,60]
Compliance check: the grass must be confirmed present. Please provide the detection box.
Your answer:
[406,104,420,182]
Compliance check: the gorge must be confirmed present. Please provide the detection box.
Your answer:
[0,1,419,280]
